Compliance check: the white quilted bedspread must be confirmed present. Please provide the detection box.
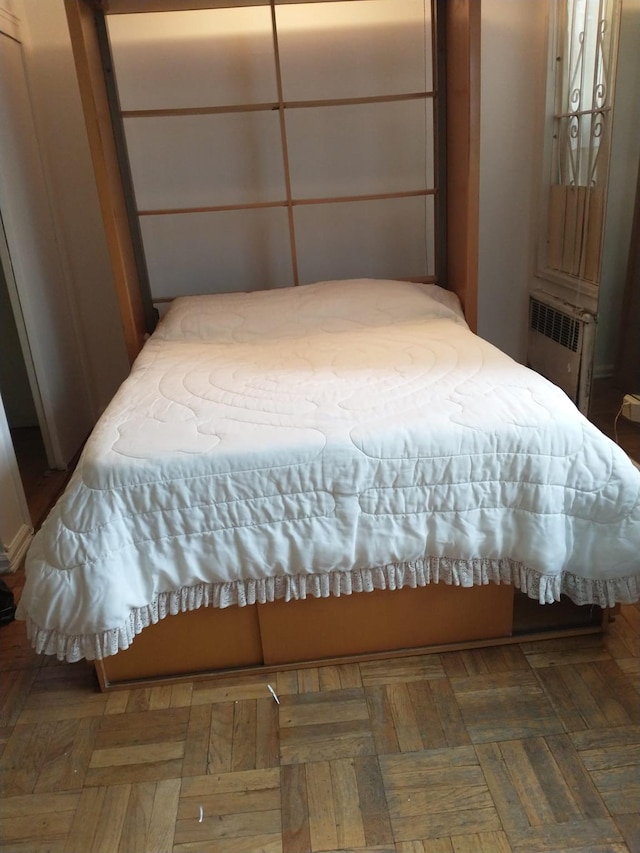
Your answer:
[18,280,640,661]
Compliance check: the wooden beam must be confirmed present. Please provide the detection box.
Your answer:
[65,0,148,363]
[445,0,480,331]
[98,0,364,13]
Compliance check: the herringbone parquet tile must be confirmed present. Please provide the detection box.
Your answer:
[0,581,639,852]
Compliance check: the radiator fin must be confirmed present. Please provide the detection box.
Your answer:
[529,299,580,352]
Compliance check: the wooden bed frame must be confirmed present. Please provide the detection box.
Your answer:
[65,0,608,690]
[66,0,481,356]
[96,584,607,690]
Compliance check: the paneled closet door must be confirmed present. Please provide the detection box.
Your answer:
[106,0,439,309]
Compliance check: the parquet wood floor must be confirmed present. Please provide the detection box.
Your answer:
[1,584,638,852]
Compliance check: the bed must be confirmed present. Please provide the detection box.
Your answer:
[27,0,636,687]
[16,278,640,687]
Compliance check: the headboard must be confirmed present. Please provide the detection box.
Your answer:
[65,0,480,363]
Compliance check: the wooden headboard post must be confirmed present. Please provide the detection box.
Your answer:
[445,0,481,332]
[65,0,149,363]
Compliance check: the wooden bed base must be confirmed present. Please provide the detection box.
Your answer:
[95,583,607,690]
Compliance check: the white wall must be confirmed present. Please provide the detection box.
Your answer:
[0,26,92,466]
[594,0,640,378]
[18,0,129,416]
[477,0,548,363]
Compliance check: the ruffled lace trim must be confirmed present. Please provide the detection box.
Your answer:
[19,557,640,663]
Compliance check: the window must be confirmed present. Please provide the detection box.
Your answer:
[543,0,621,286]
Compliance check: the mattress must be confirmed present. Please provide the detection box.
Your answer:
[17,279,640,662]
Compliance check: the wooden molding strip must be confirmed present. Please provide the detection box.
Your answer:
[138,189,436,217]
[269,0,299,286]
[294,188,435,207]
[123,102,279,118]
[98,0,387,14]
[445,0,480,332]
[139,199,288,216]
[121,92,434,120]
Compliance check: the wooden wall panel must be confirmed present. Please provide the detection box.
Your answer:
[65,0,148,363]
[445,0,480,330]
[66,0,467,330]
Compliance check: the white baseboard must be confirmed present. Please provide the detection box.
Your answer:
[0,523,32,574]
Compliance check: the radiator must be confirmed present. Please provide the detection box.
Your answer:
[527,291,596,414]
